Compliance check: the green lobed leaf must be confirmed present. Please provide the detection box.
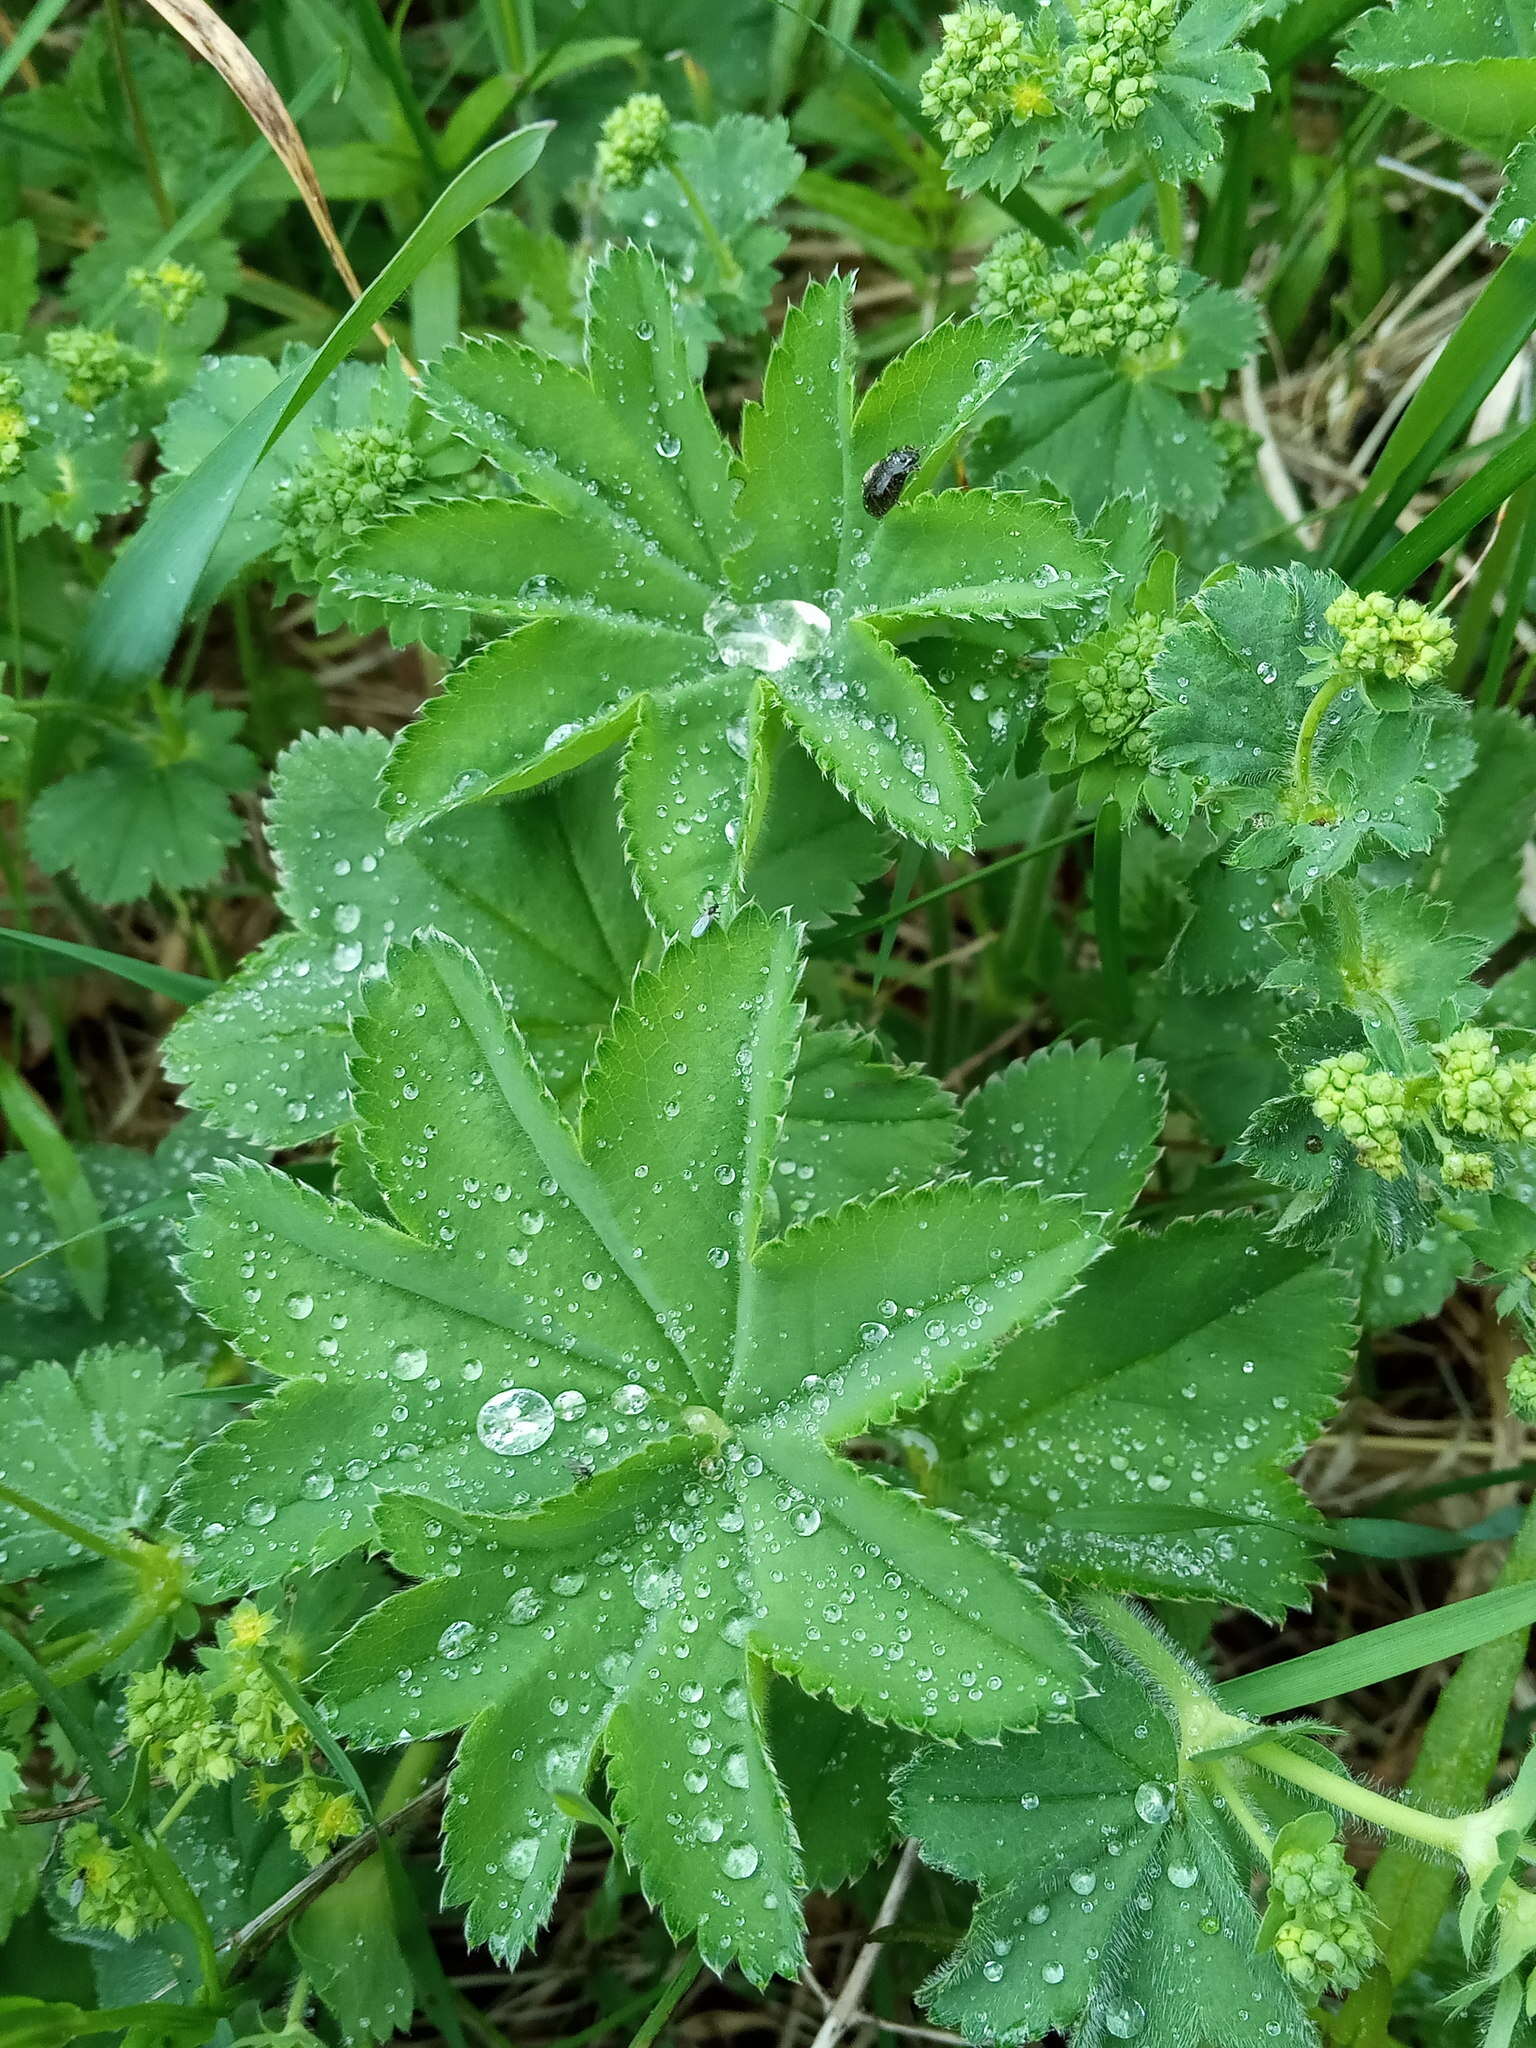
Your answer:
[0,1344,207,1577]
[924,1215,1352,1616]
[958,1041,1166,1226]
[341,250,1102,931]
[1490,137,1536,247]
[1340,0,1536,158]
[27,697,257,905]
[0,1137,235,1378]
[895,1631,1313,2048]
[177,912,1101,1977]
[771,1683,913,1893]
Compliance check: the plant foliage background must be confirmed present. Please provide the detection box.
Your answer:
[2,1,1536,2046]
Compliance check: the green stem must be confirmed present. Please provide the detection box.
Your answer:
[0,1477,148,1569]
[1153,178,1182,260]
[103,0,174,229]
[1333,1480,1536,2046]
[0,1571,183,1716]
[0,1625,223,2005]
[1205,1758,1277,1863]
[1291,667,1352,803]
[1244,1739,1466,1857]
[1092,799,1128,1030]
[1001,786,1079,990]
[823,822,1092,946]
[666,158,742,291]
[2,502,21,689]
[628,1952,703,2048]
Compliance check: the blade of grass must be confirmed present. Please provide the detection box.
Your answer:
[1363,413,1536,597]
[1218,1579,1536,1716]
[0,0,72,97]
[1332,221,1536,577]
[0,1052,106,1319]
[72,121,550,697]
[0,924,215,1003]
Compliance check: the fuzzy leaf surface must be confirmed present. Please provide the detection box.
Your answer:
[0,1344,206,1577]
[175,914,1101,1975]
[959,1042,1165,1226]
[924,1216,1351,1614]
[341,249,1102,930]
[895,1636,1314,2048]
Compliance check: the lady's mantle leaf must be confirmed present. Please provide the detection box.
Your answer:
[895,1636,1314,2048]
[163,732,941,1208]
[1340,0,1536,158]
[165,728,648,1145]
[339,247,1103,931]
[959,1042,1166,1225]
[175,912,1106,1977]
[0,1344,207,1577]
[923,1215,1352,1616]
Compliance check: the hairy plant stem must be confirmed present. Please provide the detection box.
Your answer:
[1291,666,1351,803]
[666,159,742,290]
[1092,799,1128,1029]
[1332,1470,1536,2047]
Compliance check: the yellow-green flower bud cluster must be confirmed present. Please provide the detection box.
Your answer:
[281,1772,364,1866]
[1507,1354,1536,1424]
[920,4,1033,160]
[1324,588,1455,690]
[1432,1028,1536,1145]
[124,1665,237,1792]
[43,326,144,408]
[595,92,672,189]
[0,369,27,482]
[281,425,421,561]
[1070,613,1165,762]
[128,258,207,325]
[976,233,1181,361]
[59,1823,171,1940]
[1268,1835,1377,2001]
[1442,1148,1496,1193]
[1041,238,1180,359]
[974,229,1052,324]
[1062,0,1177,131]
[1303,1051,1407,1179]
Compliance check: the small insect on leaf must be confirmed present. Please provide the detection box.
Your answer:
[862,444,922,518]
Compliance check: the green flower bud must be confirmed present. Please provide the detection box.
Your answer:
[1036,237,1181,361]
[0,370,28,482]
[920,3,1035,161]
[59,1823,171,1941]
[1062,0,1177,132]
[280,425,422,564]
[595,92,672,190]
[1267,1835,1377,2001]
[1507,1355,1536,1424]
[974,229,1053,324]
[124,1665,237,1791]
[1303,1050,1408,1180]
[1442,1148,1496,1193]
[127,258,207,325]
[1047,611,1167,769]
[282,1772,364,1865]
[1325,587,1455,690]
[43,326,145,408]
[231,1664,308,1765]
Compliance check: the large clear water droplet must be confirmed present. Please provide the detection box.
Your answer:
[477,1387,556,1456]
[704,597,831,674]
[1133,1782,1173,1825]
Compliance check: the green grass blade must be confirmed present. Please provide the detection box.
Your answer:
[1218,1580,1536,1716]
[1363,415,1536,596]
[73,122,551,698]
[0,0,72,94]
[0,1052,107,1319]
[1333,222,1536,576]
[0,924,215,1004]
